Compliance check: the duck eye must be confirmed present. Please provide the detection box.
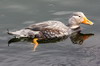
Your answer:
[78,16,81,17]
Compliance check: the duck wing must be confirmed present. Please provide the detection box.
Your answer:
[26,21,69,31]
[8,21,71,39]
[25,21,71,38]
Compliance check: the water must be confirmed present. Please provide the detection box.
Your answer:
[0,0,100,66]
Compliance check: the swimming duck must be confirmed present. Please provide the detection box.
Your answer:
[8,12,94,51]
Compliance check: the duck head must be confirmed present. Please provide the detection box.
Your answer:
[68,12,94,29]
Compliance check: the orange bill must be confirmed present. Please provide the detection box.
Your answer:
[82,17,94,25]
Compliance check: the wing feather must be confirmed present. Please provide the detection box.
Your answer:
[25,21,70,38]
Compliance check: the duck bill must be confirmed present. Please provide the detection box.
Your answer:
[82,17,94,25]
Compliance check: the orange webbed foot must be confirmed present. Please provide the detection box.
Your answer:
[32,38,39,51]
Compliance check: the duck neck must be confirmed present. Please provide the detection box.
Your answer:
[67,24,80,30]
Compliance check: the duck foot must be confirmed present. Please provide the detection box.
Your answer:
[32,38,39,51]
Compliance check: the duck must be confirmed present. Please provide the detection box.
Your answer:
[8,12,94,51]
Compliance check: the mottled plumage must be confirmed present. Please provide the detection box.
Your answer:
[8,21,71,39]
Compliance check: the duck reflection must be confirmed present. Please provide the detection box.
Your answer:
[8,31,94,46]
[70,31,94,45]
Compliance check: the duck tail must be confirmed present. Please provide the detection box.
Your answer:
[7,29,20,35]
[7,29,13,35]
[7,29,37,38]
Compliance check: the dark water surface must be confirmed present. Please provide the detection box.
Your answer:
[0,0,100,66]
